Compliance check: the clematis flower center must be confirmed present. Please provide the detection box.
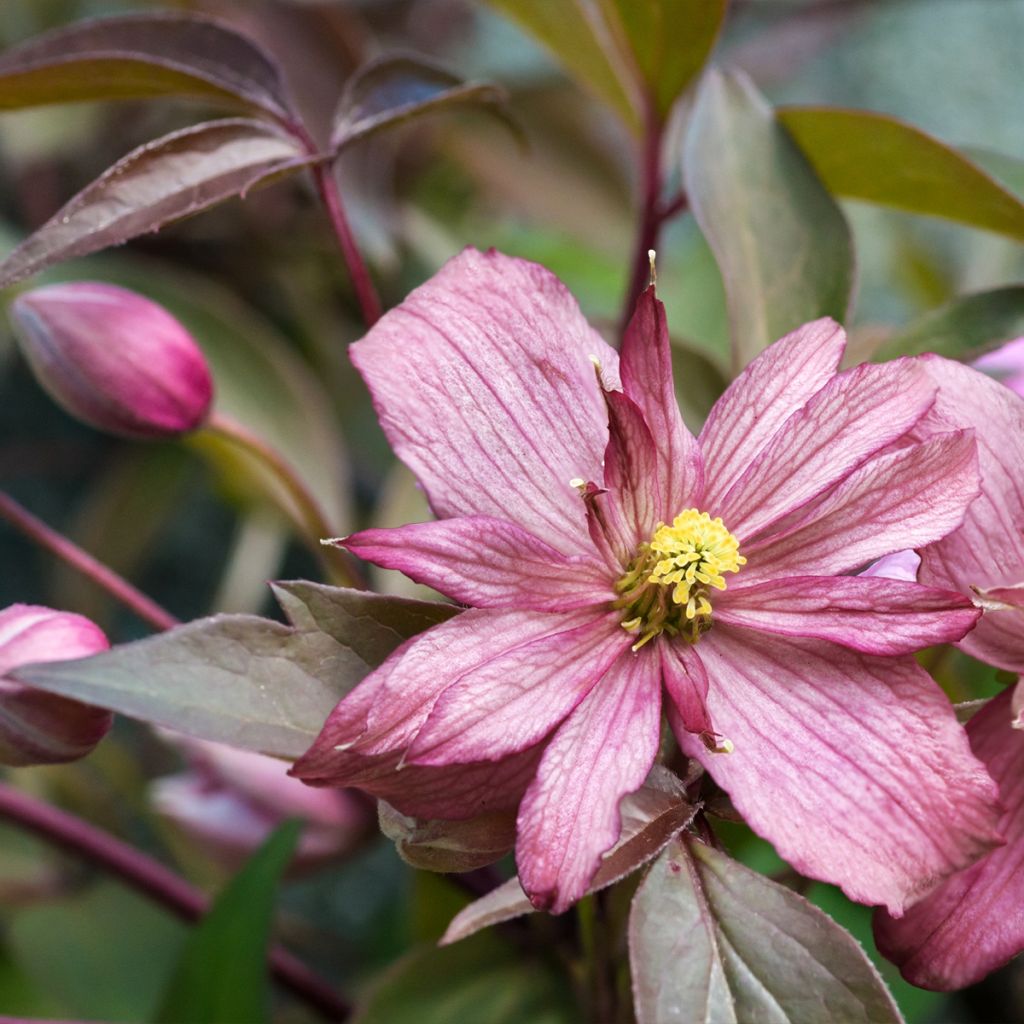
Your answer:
[614,510,745,650]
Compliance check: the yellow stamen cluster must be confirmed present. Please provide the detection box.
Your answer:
[615,509,745,649]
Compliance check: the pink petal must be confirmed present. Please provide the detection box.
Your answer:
[600,389,663,556]
[619,287,704,512]
[915,356,1024,672]
[406,611,627,766]
[339,517,612,610]
[973,335,1024,398]
[349,248,618,554]
[699,318,845,509]
[874,685,1024,990]
[515,647,662,913]
[715,360,936,541]
[715,576,979,656]
[860,550,921,583]
[738,431,978,584]
[678,625,1001,914]
[660,640,712,736]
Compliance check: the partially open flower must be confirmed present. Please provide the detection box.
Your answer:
[153,736,369,874]
[0,604,112,765]
[9,282,213,440]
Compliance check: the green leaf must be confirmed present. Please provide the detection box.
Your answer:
[156,820,301,1024]
[961,146,1024,200]
[483,0,640,130]
[875,286,1024,360]
[13,583,456,758]
[332,53,514,151]
[356,930,576,1024]
[8,882,186,1023]
[684,70,854,371]
[629,838,903,1024]
[0,13,293,120]
[779,107,1024,242]
[597,0,726,119]
[0,119,311,289]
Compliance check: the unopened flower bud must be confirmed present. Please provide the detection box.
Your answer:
[152,737,369,874]
[9,282,213,440]
[0,604,112,766]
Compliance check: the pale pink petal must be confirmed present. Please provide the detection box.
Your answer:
[738,432,978,584]
[515,647,662,913]
[406,611,627,766]
[349,248,618,554]
[874,685,1024,990]
[660,640,712,736]
[715,576,979,656]
[714,360,936,541]
[973,336,1024,398]
[619,287,703,512]
[915,356,1024,672]
[860,550,921,583]
[699,318,845,509]
[339,517,612,610]
[677,625,1001,914]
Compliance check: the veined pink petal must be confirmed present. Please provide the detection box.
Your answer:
[292,609,575,768]
[660,640,712,736]
[619,287,704,512]
[350,248,618,555]
[405,611,627,766]
[339,517,613,610]
[739,432,978,583]
[516,647,662,913]
[715,360,936,541]
[678,625,1001,914]
[715,576,979,656]
[875,685,1024,990]
[601,390,663,554]
[699,318,845,509]
[973,336,1024,397]
[294,738,544,821]
[915,356,1024,673]
[983,583,1024,608]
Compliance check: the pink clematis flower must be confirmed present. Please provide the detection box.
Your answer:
[875,357,1024,989]
[973,335,1024,399]
[293,249,999,914]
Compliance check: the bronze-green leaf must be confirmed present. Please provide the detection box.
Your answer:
[630,837,903,1024]
[332,53,514,151]
[0,119,311,289]
[12,584,456,759]
[0,13,293,120]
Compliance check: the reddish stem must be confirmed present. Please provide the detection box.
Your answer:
[311,160,382,327]
[0,781,351,1022]
[0,491,179,633]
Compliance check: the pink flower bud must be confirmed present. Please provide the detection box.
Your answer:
[973,336,1024,399]
[9,282,214,439]
[0,604,112,766]
[152,737,369,874]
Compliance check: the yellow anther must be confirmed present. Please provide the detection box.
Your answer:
[614,508,744,647]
